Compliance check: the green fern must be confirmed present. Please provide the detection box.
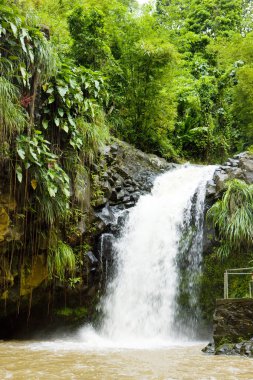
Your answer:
[0,77,26,141]
[47,240,76,280]
[76,108,109,165]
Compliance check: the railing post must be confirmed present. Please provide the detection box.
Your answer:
[224,271,226,299]
[226,271,229,299]
[224,271,228,299]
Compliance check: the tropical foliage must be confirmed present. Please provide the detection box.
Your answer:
[207,179,253,258]
[6,0,252,163]
[47,240,76,280]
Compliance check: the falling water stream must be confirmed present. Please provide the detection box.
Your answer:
[97,165,216,345]
[2,165,253,379]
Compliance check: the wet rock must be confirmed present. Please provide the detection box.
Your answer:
[234,342,243,354]
[125,201,135,208]
[101,180,112,199]
[239,156,253,183]
[110,189,118,203]
[126,186,135,193]
[211,340,253,357]
[86,251,98,264]
[213,171,229,193]
[100,145,111,155]
[202,342,215,354]
[101,172,109,180]
[110,189,126,203]
[96,203,116,226]
[207,152,253,200]
[123,195,131,203]
[227,158,239,167]
[93,197,107,208]
[114,166,130,180]
[130,193,140,202]
[215,343,235,355]
[240,342,253,356]
[98,233,115,261]
[94,219,106,234]
[234,152,249,159]
[111,144,118,153]
[124,179,134,186]
[116,189,125,201]
[206,180,216,197]
[115,180,123,190]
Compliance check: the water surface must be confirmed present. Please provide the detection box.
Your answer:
[1,341,253,380]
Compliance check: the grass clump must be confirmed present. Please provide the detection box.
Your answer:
[207,179,253,258]
[47,240,76,280]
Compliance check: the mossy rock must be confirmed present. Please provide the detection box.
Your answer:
[20,255,48,296]
[0,207,10,242]
[54,306,88,325]
[0,194,16,211]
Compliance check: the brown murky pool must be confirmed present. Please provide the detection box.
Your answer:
[0,341,253,380]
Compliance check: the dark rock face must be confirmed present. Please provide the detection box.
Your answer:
[92,140,176,211]
[206,152,253,199]
[213,299,253,347]
[203,299,253,357]
[90,141,176,306]
[91,141,176,281]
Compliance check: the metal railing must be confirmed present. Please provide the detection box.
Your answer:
[224,267,253,299]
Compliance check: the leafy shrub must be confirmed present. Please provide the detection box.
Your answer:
[207,179,253,258]
[47,240,76,280]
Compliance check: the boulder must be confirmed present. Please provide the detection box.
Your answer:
[202,342,215,354]
[213,299,253,347]
[211,153,253,196]
[239,156,253,183]
[20,255,48,296]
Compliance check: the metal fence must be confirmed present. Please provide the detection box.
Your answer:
[224,267,253,299]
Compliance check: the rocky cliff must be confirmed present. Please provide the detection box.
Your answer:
[206,151,253,197]
[0,139,174,338]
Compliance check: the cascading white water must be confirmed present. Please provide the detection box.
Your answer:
[97,165,216,345]
[78,165,215,347]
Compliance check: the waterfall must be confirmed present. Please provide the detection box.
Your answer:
[79,165,215,346]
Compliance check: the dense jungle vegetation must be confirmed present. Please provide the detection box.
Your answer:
[0,0,253,328]
[1,0,253,167]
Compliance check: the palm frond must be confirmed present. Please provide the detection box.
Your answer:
[207,179,253,258]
